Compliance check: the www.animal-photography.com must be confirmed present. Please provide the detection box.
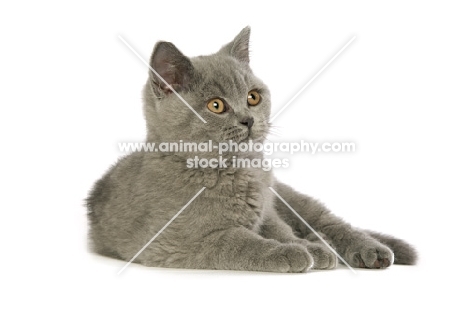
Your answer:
[1,1,467,309]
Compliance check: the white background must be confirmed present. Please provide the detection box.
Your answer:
[1,1,467,309]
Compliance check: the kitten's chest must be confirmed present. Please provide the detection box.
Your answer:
[203,167,273,230]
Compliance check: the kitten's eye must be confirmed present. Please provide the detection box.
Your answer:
[207,98,226,114]
[247,90,261,106]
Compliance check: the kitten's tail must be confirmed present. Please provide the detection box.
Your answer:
[365,230,418,265]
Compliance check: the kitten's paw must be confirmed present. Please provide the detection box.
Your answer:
[266,244,313,273]
[304,242,337,270]
[348,242,394,269]
[293,238,337,270]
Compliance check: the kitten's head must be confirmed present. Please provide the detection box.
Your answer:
[143,27,271,154]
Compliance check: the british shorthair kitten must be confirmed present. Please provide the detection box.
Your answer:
[87,27,417,272]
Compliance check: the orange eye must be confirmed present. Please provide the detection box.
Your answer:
[207,98,226,114]
[247,90,261,106]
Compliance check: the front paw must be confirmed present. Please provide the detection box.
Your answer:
[305,241,337,270]
[347,241,394,269]
[265,244,314,273]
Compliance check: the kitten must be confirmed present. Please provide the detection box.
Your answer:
[86,27,417,272]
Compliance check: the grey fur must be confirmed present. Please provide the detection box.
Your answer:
[86,27,417,272]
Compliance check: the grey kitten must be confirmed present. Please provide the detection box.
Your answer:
[86,27,417,272]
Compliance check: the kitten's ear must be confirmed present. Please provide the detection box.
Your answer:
[218,26,251,64]
[150,41,194,94]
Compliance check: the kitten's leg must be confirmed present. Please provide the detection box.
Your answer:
[272,181,416,268]
[139,227,314,273]
[188,227,313,272]
[259,206,337,270]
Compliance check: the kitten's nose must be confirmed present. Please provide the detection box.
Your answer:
[240,117,254,129]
